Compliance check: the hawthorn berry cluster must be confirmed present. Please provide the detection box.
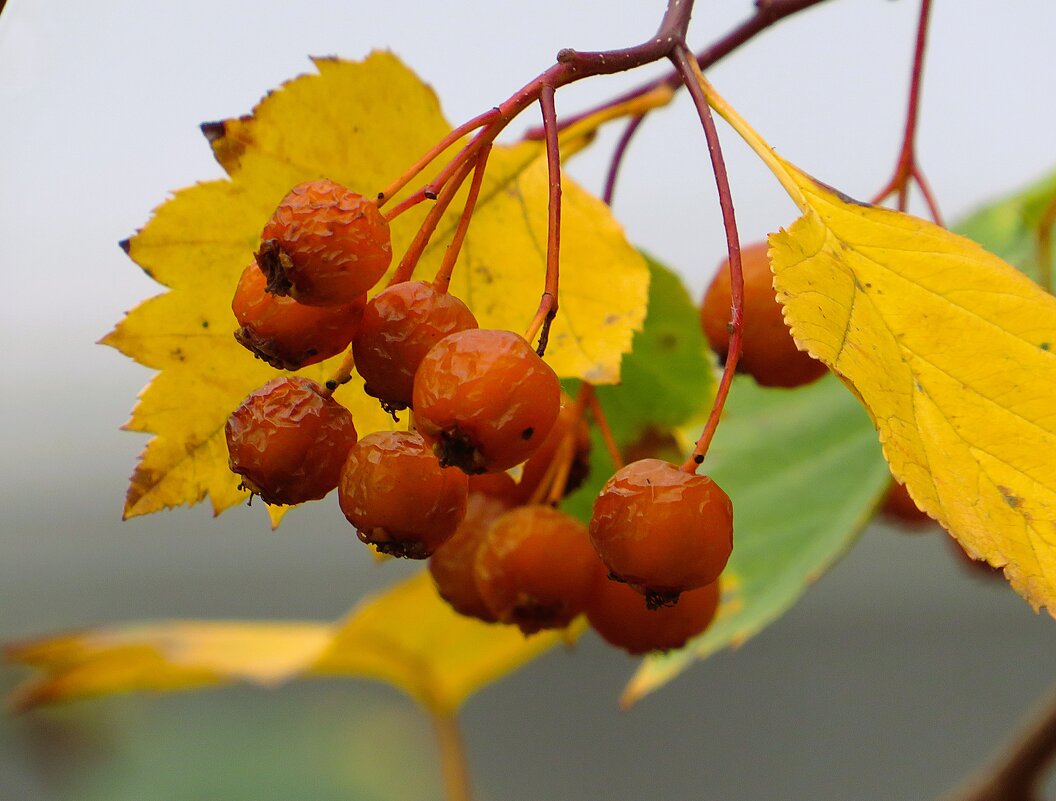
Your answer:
[222,177,740,655]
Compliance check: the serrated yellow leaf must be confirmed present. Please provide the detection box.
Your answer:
[109,51,647,520]
[693,75,1056,613]
[7,572,572,714]
[311,572,578,714]
[767,165,1056,611]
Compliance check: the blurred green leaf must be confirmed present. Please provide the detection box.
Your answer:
[952,167,1056,284]
[623,375,889,705]
[563,255,715,522]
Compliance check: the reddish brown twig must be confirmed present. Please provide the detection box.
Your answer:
[433,145,492,294]
[673,46,743,474]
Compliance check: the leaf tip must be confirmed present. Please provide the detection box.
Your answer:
[118,237,131,255]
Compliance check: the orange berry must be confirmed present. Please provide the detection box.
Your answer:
[587,571,721,654]
[701,241,827,388]
[338,431,468,559]
[352,280,478,413]
[429,492,512,622]
[231,263,364,370]
[589,459,733,607]
[475,505,598,634]
[257,179,391,306]
[413,329,561,474]
[225,377,358,505]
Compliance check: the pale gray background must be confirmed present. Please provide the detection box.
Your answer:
[2,2,1056,799]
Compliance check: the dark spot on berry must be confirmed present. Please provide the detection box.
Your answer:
[726,322,735,334]
[521,427,535,440]
[306,348,318,357]
[607,571,627,584]
[255,240,294,297]
[377,192,385,200]
[694,454,704,464]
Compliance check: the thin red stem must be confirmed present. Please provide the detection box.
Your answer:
[602,115,646,206]
[586,387,624,471]
[525,0,832,141]
[433,145,492,294]
[673,45,743,474]
[870,0,940,223]
[388,157,476,286]
[376,107,500,208]
[525,84,562,352]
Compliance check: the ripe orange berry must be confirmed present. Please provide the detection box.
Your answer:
[589,459,733,608]
[880,480,932,528]
[413,329,561,474]
[429,492,512,622]
[475,505,599,634]
[338,431,468,559]
[587,571,721,655]
[257,179,392,306]
[231,263,365,370]
[225,376,358,505]
[352,280,478,413]
[514,393,591,503]
[467,471,520,503]
[701,241,827,388]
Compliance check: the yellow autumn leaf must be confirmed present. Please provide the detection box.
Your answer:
[106,51,648,519]
[6,572,573,715]
[697,75,1056,613]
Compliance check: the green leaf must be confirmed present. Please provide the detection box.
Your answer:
[622,374,889,706]
[952,167,1056,284]
[562,254,716,522]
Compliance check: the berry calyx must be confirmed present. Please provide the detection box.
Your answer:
[587,571,721,655]
[338,430,468,559]
[701,241,827,388]
[352,280,478,413]
[231,263,365,371]
[225,376,358,505]
[257,179,392,306]
[589,459,733,608]
[413,329,561,474]
[475,505,599,634]
[429,491,511,622]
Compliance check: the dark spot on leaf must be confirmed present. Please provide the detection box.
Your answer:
[118,238,131,254]
[657,333,677,351]
[171,348,185,362]
[521,427,534,440]
[474,265,494,284]
[201,320,209,329]
[1041,342,1051,351]
[810,175,871,207]
[998,486,1023,509]
[200,120,226,144]
[603,314,619,326]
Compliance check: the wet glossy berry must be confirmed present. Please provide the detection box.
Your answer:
[429,492,512,622]
[475,505,599,634]
[701,241,827,388]
[257,179,392,306]
[589,459,733,608]
[231,263,365,370]
[352,280,478,413]
[225,376,358,505]
[338,430,468,559]
[587,571,721,655]
[514,392,591,504]
[880,480,932,528]
[413,329,561,474]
